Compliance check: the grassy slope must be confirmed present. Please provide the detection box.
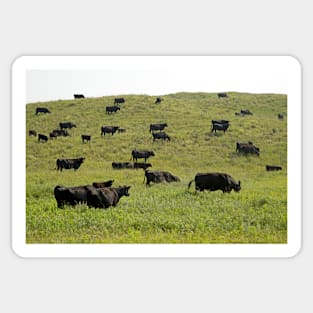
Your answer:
[26,92,287,243]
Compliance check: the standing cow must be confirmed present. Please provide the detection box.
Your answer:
[106,106,120,114]
[188,172,241,193]
[114,98,125,104]
[101,126,119,136]
[74,94,85,99]
[131,150,155,163]
[56,157,85,171]
[59,122,76,130]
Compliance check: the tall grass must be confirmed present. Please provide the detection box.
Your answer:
[26,92,287,243]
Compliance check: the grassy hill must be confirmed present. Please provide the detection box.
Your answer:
[26,92,287,243]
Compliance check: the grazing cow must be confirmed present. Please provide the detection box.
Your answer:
[106,106,121,114]
[149,123,168,132]
[54,185,94,208]
[112,162,133,169]
[114,97,125,104]
[155,97,162,104]
[56,157,85,171]
[101,126,119,136]
[218,93,228,98]
[86,186,131,209]
[92,180,114,188]
[188,172,241,193]
[59,122,76,130]
[38,134,48,142]
[266,165,282,171]
[81,134,91,143]
[29,130,37,136]
[35,107,50,115]
[211,122,229,133]
[152,132,171,141]
[278,113,284,120]
[144,170,180,186]
[50,129,69,138]
[240,109,253,115]
[131,149,155,163]
[236,142,260,156]
[134,162,152,170]
[74,94,85,99]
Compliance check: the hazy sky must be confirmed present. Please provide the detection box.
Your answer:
[26,57,290,103]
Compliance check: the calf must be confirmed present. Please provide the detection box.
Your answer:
[38,134,48,142]
[81,134,91,143]
[29,130,37,136]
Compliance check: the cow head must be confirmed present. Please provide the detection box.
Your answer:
[233,181,241,192]
[120,185,131,196]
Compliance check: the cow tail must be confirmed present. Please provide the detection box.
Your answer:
[188,179,194,189]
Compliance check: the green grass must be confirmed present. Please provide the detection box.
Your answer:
[26,92,287,243]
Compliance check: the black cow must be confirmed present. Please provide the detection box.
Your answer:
[134,162,152,170]
[131,150,155,163]
[50,129,69,139]
[240,109,253,115]
[152,132,171,141]
[114,97,125,104]
[92,180,114,188]
[59,122,76,130]
[86,185,131,209]
[149,123,168,132]
[38,134,48,142]
[101,126,119,136]
[54,185,93,208]
[112,162,133,169]
[144,170,180,186]
[35,107,50,115]
[218,93,228,98]
[278,113,284,120]
[106,106,120,114]
[188,172,241,193]
[74,94,85,99]
[29,130,37,136]
[56,157,85,171]
[155,97,162,104]
[81,135,91,143]
[236,142,260,156]
[266,165,282,171]
[211,122,229,133]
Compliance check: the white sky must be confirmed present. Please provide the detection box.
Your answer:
[25,57,291,103]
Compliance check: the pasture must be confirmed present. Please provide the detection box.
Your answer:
[26,92,287,243]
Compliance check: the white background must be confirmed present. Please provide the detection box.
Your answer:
[1,0,310,312]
